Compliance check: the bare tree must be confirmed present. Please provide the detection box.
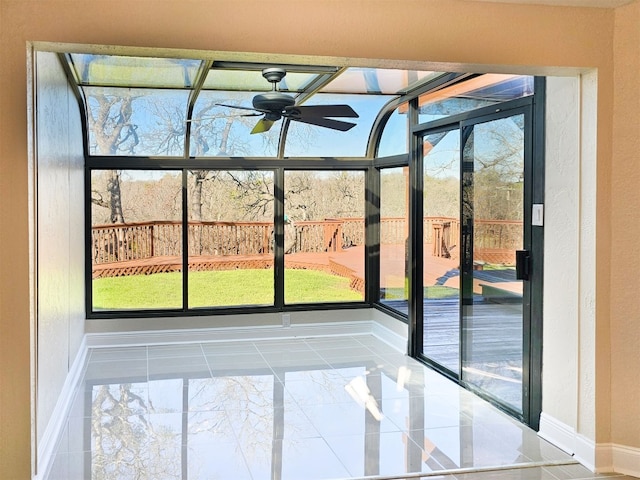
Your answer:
[226,171,275,220]
[88,90,140,155]
[87,89,142,225]
[90,169,125,224]
[284,171,315,222]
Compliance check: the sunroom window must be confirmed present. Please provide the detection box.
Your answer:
[68,51,534,317]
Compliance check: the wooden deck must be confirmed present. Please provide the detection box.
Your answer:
[93,243,520,296]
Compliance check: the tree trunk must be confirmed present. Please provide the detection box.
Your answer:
[106,170,125,224]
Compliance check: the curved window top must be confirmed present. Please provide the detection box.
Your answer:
[284,93,395,158]
[190,91,280,157]
[377,103,410,158]
[85,87,190,156]
[64,51,533,160]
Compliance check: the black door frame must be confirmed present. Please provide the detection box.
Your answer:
[408,79,544,429]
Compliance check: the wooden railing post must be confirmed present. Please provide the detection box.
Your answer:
[323,222,332,251]
[150,224,155,258]
[432,223,443,257]
[263,225,270,254]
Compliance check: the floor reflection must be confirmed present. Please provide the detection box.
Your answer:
[49,335,577,480]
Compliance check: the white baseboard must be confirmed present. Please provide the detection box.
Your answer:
[597,443,640,477]
[85,319,381,348]
[539,413,640,476]
[34,336,88,480]
[595,442,614,474]
[371,319,407,352]
[612,443,640,477]
[538,412,577,457]
[539,413,596,469]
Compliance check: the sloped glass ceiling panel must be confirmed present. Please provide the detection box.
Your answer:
[68,51,535,159]
[284,94,395,157]
[70,54,202,88]
[190,91,280,157]
[85,87,190,156]
[321,68,442,94]
[203,69,318,93]
[418,74,534,123]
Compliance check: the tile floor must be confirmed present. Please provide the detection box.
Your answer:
[48,335,632,480]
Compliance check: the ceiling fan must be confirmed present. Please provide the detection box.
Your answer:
[215,68,359,134]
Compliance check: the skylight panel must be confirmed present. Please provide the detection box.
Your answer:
[320,68,442,95]
[70,54,202,88]
[203,69,318,93]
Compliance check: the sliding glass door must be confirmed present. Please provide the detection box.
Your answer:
[417,106,533,421]
[460,112,528,414]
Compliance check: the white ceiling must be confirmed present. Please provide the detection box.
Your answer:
[464,0,634,7]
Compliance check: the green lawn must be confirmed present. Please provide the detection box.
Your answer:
[93,269,363,310]
[382,285,459,301]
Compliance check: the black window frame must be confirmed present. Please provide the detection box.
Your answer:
[77,64,544,429]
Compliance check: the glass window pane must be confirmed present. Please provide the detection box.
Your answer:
[461,115,525,413]
[284,94,394,157]
[418,75,534,123]
[190,91,280,157]
[85,87,189,156]
[91,170,183,311]
[187,170,275,308]
[423,130,461,373]
[203,69,318,92]
[321,68,442,94]
[284,170,365,304]
[70,54,202,88]
[377,104,409,157]
[379,167,409,313]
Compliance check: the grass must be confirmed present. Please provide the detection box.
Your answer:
[482,264,515,271]
[380,285,459,301]
[93,269,363,310]
[424,285,459,299]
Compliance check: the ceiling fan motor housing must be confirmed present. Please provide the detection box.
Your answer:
[252,91,296,116]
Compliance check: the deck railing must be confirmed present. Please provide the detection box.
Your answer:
[92,217,522,265]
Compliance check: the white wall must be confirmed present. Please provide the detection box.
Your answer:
[35,51,85,447]
[540,74,599,469]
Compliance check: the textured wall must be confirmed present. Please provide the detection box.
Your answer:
[543,76,582,431]
[35,51,85,446]
[612,0,640,450]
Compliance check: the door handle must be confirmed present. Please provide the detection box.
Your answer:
[516,250,530,281]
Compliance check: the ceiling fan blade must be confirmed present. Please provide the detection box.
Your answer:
[215,103,266,114]
[187,112,262,122]
[292,116,357,132]
[251,118,275,134]
[284,104,359,119]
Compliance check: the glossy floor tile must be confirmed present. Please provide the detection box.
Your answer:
[47,335,631,480]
